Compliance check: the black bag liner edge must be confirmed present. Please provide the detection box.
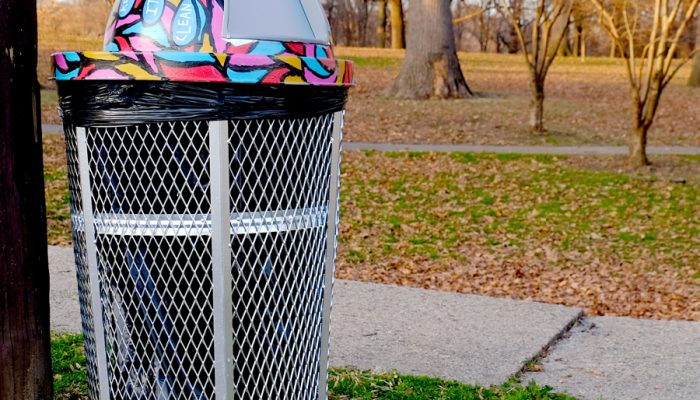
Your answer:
[58,81,349,127]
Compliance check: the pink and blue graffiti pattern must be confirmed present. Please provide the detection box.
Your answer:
[53,0,353,86]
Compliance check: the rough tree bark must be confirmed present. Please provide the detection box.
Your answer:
[689,18,700,87]
[0,0,53,398]
[377,0,388,47]
[389,0,405,49]
[387,0,473,99]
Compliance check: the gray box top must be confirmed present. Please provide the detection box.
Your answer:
[223,0,331,45]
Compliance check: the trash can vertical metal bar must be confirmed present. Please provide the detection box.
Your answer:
[209,121,235,399]
[318,111,344,400]
[76,126,110,400]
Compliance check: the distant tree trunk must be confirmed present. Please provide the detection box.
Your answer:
[389,0,405,49]
[572,19,586,62]
[556,23,572,56]
[630,124,650,167]
[690,20,700,87]
[478,13,491,52]
[377,0,388,47]
[388,0,473,99]
[530,80,545,132]
[630,90,660,167]
[0,0,53,398]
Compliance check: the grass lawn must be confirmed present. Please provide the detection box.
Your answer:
[43,137,700,321]
[52,334,576,400]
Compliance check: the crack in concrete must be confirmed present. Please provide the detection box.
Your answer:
[511,310,585,383]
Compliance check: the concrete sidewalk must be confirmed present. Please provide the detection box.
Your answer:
[49,246,700,399]
[523,317,700,400]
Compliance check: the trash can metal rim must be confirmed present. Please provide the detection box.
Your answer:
[52,51,354,87]
[71,206,329,237]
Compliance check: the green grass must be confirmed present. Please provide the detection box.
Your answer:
[51,334,576,400]
[52,334,89,398]
[344,55,402,68]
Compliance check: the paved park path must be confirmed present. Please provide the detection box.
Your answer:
[49,246,700,400]
[43,124,700,156]
[344,142,700,155]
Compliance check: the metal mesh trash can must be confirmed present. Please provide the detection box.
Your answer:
[52,1,353,399]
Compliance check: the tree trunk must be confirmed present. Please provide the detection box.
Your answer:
[389,0,405,49]
[689,20,700,87]
[530,79,546,133]
[478,13,490,52]
[0,0,53,398]
[387,0,473,99]
[556,21,572,56]
[630,124,650,167]
[377,0,388,47]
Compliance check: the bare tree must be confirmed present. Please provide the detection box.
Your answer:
[388,0,473,98]
[389,0,406,48]
[571,3,589,61]
[452,1,499,52]
[500,0,574,132]
[589,0,700,166]
[377,0,388,47]
[325,0,375,46]
[690,15,700,86]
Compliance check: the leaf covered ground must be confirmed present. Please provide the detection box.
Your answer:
[337,151,700,321]
[44,137,700,321]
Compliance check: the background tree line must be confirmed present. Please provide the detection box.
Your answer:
[324,0,698,61]
[324,0,699,166]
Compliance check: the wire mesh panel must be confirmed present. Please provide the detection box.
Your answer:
[86,122,216,399]
[229,115,336,399]
[67,113,341,400]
